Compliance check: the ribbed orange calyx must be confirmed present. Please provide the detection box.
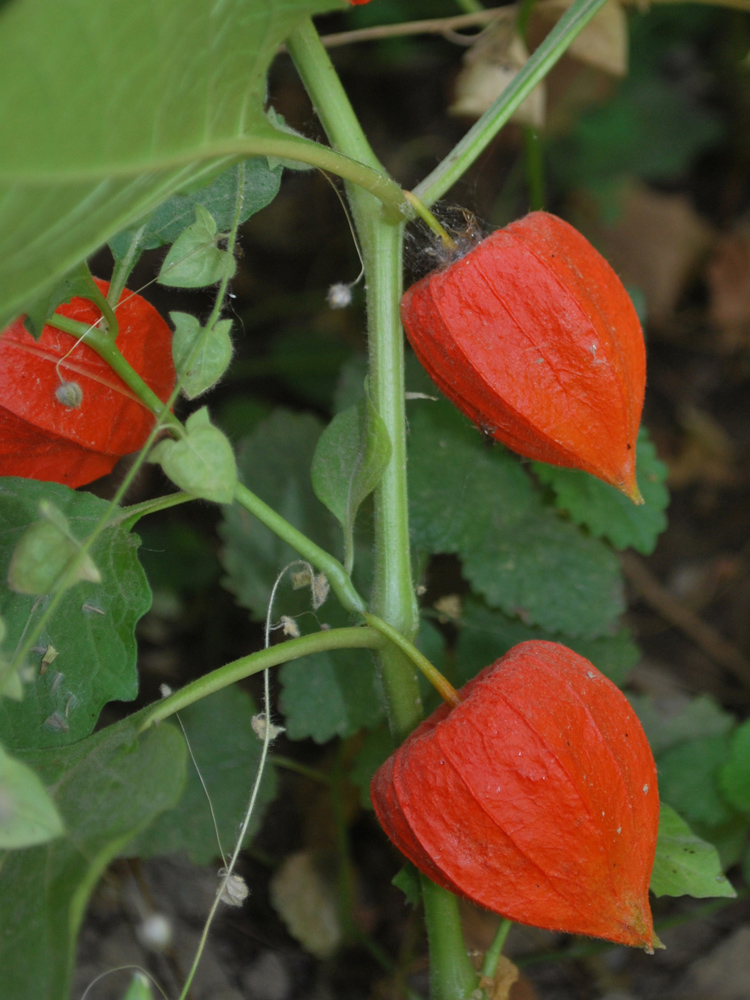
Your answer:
[400,211,646,502]
[371,641,659,949]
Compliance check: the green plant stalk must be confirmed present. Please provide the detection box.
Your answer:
[481,918,513,979]
[46,313,181,431]
[107,222,148,308]
[287,18,421,738]
[420,875,479,1000]
[75,262,119,338]
[233,482,365,616]
[414,0,612,206]
[364,613,460,706]
[287,21,481,1000]
[251,129,409,217]
[523,126,545,211]
[139,626,385,730]
[115,491,194,530]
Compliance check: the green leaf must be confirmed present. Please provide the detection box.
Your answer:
[691,815,750,872]
[7,501,101,596]
[0,710,186,1000]
[264,108,317,171]
[129,685,277,865]
[408,401,526,555]
[0,614,23,701]
[461,512,624,639]
[349,727,394,809]
[408,401,624,638]
[0,742,64,848]
[157,205,236,287]
[311,395,391,572]
[280,647,383,743]
[171,312,234,399]
[0,0,342,326]
[628,693,735,758]
[109,157,283,261]
[720,719,750,816]
[392,863,421,909]
[532,428,669,554]
[453,597,640,688]
[149,407,237,504]
[554,73,723,189]
[657,735,736,828]
[22,268,97,339]
[220,410,339,619]
[650,804,736,899]
[0,479,152,750]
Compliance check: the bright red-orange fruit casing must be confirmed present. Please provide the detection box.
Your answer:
[371,641,659,949]
[400,212,646,501]
[0,279,175,488]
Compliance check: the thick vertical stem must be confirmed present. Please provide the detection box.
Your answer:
[286,21,477,999]
[286,19,420,739]
[420,876,479,1000]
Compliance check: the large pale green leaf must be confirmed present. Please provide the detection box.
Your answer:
[408,401,625,638]
[129,685,277,864]
[532,428,669,555]
[0,0,343,325]
[651,804,736,899]
[0,479,151,750]
[0,710,186,1000]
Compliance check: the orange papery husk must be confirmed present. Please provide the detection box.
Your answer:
[0,278,175,488]
[400,212,646,502]
[371,640,659,949]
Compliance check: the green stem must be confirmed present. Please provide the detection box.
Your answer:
[139,626,385,730]
[403,190,456,250]
[414,0,612,206]
[481,919,513,979]
[523,126,545,211]
[420,875,479,1000]
[107,222,148,307]
[76,263,119,338]
[287,18,421,740]
[233,482,365,616]
[363,613,460,706]
[288,24,479,1000]
[269,756,331,784]
[115,492,194,530]
[46,314,180,430]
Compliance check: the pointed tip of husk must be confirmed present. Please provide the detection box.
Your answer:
[650,932,666,952]
[614,471,643,505]
[626,479,644,505]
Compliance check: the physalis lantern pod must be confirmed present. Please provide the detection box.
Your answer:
[0,278,175,488]
[371,641,659,950]
[400,212,646,502]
